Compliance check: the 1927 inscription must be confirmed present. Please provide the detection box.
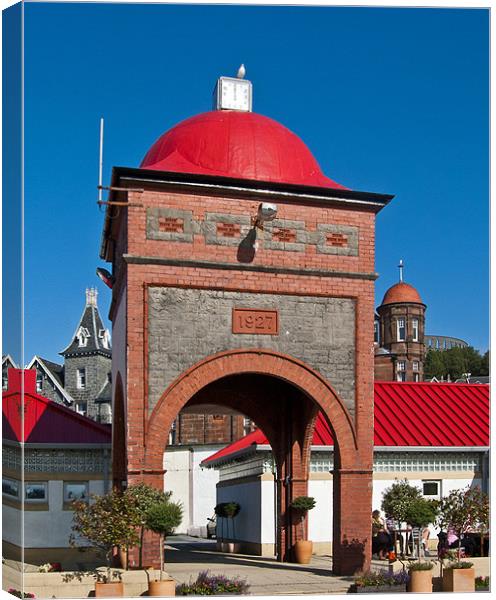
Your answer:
[232,308,279,335]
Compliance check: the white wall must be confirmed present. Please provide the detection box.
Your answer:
[163,445,222,533]
[308,479,333,542]
[4,479,106,549]
[261,480,276,544]
[217,481,261,543]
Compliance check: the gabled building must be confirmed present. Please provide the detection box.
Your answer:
[2,355,17,390]
[202,381,489,557]
[2,368,112,566]
[27,288,113,423]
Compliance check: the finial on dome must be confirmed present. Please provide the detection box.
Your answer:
[398,259,404,283]
[236,64,246,79]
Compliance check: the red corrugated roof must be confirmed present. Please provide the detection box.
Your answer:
[203,382,489,465]
[2,369,111,445]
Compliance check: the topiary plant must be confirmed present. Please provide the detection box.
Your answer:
[145,500,183,579]
[291,496,316,540]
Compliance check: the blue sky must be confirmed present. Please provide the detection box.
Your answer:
[6,2,490,363]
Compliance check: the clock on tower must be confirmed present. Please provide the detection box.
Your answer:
[213,75,252,112]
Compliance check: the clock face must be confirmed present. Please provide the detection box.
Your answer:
[220,79,251,111]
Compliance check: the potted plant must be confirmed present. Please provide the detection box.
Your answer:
[223,502,241,553]
[405,497,439,556]
[407,561,435,593]
[442,560,475,592]
[70,490,140,597]
[348,570,409,593]
[437,486,488,561]
[475,576,489,592]
[291,496,316,564]
[145,499,183,596]
[214,503,227,551]
[124,483,174,569]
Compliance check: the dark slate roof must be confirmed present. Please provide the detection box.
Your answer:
[95,379,112,404]
[38,357,65,387]
[60,289,112,358]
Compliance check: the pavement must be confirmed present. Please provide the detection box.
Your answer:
[163,536,357,596]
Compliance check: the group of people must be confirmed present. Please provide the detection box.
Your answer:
[372,510,430,560]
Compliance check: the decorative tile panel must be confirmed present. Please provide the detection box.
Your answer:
[263,219,306,252]
[203,213,252,246]
[316,224,358,256]
[147,208,194,242]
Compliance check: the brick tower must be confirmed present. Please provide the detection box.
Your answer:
[100,71,392,574]
[375,262,426,381]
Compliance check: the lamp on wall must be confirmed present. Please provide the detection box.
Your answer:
[252,202,278,230]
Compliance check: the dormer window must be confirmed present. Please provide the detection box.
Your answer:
[36,373,43,392]
[76,327,90,348]
[397,318,406,342]
[99,328,111,350]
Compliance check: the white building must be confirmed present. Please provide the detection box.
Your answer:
[201,381,489,556]
[2,369,111,567]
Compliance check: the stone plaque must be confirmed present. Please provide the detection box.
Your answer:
[232,308,279,335]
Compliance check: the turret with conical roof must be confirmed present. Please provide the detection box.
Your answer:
[61,288,112,423]
[375,262,426,382]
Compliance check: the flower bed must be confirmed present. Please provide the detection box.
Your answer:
[348,571,409,593]
[176,571,249,595]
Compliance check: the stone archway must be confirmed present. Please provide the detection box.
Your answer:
[134,349,371,575]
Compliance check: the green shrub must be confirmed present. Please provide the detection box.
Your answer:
[354,571,409,587]
[291,496,316,512]
[475,576,489,589]
[408,561,435,571]
[146,500,183,578]
[405,498,439,528]
[445,561,474,570]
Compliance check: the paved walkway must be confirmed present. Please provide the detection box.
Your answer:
[163,537,356,596]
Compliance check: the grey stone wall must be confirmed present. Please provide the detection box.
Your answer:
[148,288,356,415]
[64,354,111,421]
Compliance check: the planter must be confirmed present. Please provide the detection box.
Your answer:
[409,570,433,593]
[294,540,313,564]
[118,547,128,569]
[149,579,176,596]
[442,568,475,592]
[349,584,407,593]
[95,581,124,597]
[216,541,239,553]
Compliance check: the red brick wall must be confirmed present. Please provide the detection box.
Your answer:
[111,183,378,575]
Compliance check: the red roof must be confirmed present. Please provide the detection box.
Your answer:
[2,369,111,445]
[203,381,489,465]
[141,110,347,190]
[381,282,423,306]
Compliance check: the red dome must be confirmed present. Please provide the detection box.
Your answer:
[140,110,347,189]
[381,282,423,306]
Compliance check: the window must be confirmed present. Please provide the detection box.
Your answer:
[64,482,88,503]
[374,320,379,344]
[413,361,419,372]
[413,373,420,382]
[412,319,419,342]
[243,417,252,436]
[75,402,87,416]
[25,482,48,502]
[2,477,19,499]
[2,374,8,390]
[422,480,441,500]
[36,373,43,392]
[77,368,86,390]
[76,326,90,348]
[397,318,406,342]
[396,360,406,382]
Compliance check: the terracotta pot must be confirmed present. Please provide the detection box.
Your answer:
[442,568,475,592]
[95,581,124,597]
[409,569,433,593]
[149,579,176,597]
[294,540,313,564]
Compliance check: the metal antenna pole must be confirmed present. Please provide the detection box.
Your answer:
[398,259,404,282]
[98,117,104,203]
